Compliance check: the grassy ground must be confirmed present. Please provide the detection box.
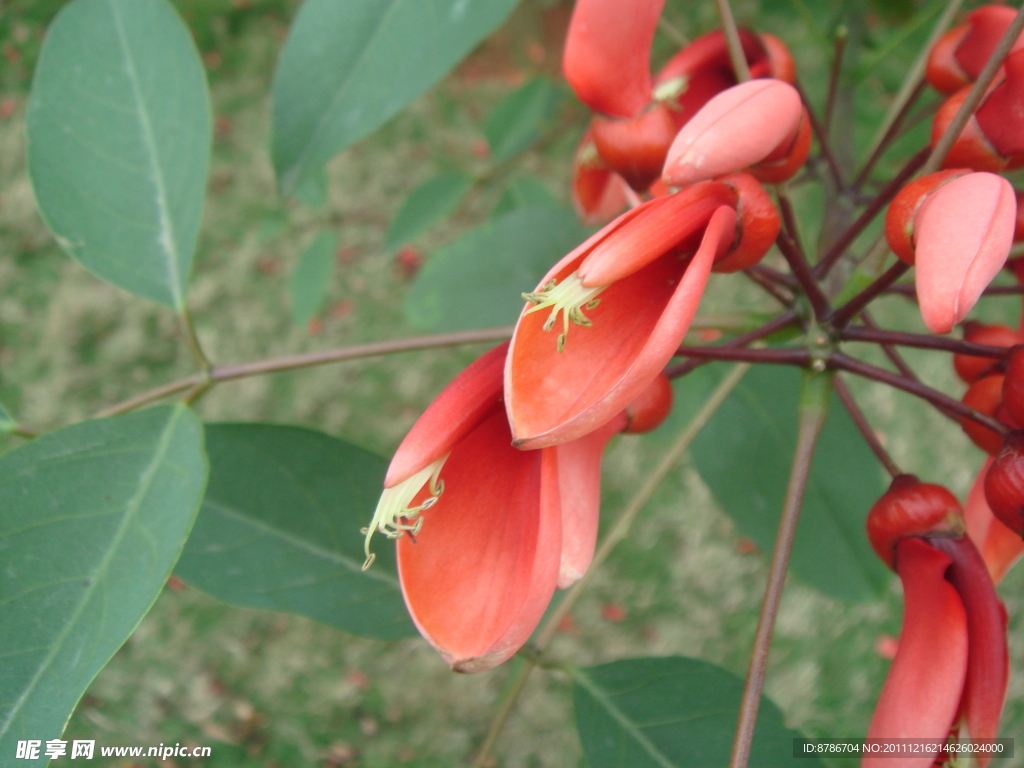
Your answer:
[1,0,1022,766]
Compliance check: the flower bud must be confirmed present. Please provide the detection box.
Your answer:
[931,87,1008,172]
[661,79,803,187]
[866,474,965,570]
[591,103,679,191]
[962,374,1009,455]
[976,48,1024,158]
[953,322,1017,383]
[1001,344,1024,425]
[884,169,968,264]
[711,172,781,273]
[984,430,1024,536]
[623,372,673,433]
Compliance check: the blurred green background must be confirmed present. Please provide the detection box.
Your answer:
[0,0,1021,765]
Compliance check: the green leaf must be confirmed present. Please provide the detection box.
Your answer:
[175,424,415,640]
[385,172,473,253]
[271,0,520,195]
[292,166,329,209]
[573,656,824,768]
[0,406,207,758]
[483,77,560,162]
[291,232,338,325]
[690,365,890,602]
[27,0,212,309]
[404,205,589,332]
[492,176,557,218]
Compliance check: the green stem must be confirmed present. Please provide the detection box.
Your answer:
[729,371,832,768]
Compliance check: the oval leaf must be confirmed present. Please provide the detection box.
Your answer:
[271,0,520,194]
[385,172,472,254]
[484,77,560,162]
[175,424,415,640]
[291,231,338,325]
[0,406,207,758]
[404,205,590,332]
[573,656,824,768]
[27,0,212,309]
[690,365,890,602]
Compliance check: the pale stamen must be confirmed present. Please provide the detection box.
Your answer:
[522,271,605,352]
[362,456,447,570]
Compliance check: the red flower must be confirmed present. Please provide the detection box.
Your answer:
[865,476,1009,764]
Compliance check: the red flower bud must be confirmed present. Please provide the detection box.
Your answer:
[884,169,968,265]
[747,107,812,184]
[623,372,673,433]
[866,475,965,570]
[962,374,1008,455]
[590,103,679,191]
[953,322,1017,383]
[931,86,1007,172]
[1001,344,1024,425]
[976,48,1024,158]
[711,172,781,273]
[571,129,630,225]
[927,24,971,94]
[985,429,1024,536]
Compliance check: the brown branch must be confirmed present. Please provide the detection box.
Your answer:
[834,374,901,477]
[840,325,1010,359]
[829,260,910,327]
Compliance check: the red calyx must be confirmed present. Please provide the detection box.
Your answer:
[954,322,1017,383]
[956,5,1021,82]
[623,373,674,433]
[985,429,1024,536]
[976,48,1024,158]
[927,24,971,94]
[884,169,970,264]
[866,474,965,570]
[590,103,678,192]
[1002,344,1024,425]
[711,173,780,273]
[962,374,1010,455]
[932,87,1008,172]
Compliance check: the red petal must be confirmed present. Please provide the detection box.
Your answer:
[506,206,732,448]
[929,535,1009,750]
[385,343,507,487]
[661,79,803,187]
[914,172,1015,334]
[397,407,561,672]
[554,414,623,588]
[866,538,967,768]
[965,459,1024,584]
[562,0,664,118]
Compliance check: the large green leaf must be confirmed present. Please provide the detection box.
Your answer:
[404,205,590,332]
[690,365,890,602]
[483,77,560,162]
[271,0,520,194]
[573,656,823,768]
[291,231,338,325]
[175,424,415,640]
[0,406,207,759]
[384,172,473,253]
[491,176,557,218]
[27,0,212,309]
[0,400,14,435]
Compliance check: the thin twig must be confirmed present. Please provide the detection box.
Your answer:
[672,346,811,366]
[775,229,832,321]
[730,372,832,768]
[923,3,1024,175]
[829,261,910,327]
[861,0,966,171]
[860,310,920,381]
[840,325,1009,358]
[828,352,1010,435]
[795,82,845,191]
[657,15,689,47]
[823,27,848,135]
[471,365,753,768]
[854,79,928,188]
[834,374,901,477]
[714,0,751,81]
[95,326,515,419]
[743,268,795,307]
[814,148,929,279]
[666,310,801,378]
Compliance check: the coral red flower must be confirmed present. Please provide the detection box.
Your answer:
[661,79,806,187]
[571,128,632,225]
[966,458,1024,584]
[363,344,670,670]
[927,5,1024,94]
[865,477,1009,763]
[562,0,665,118]
[505,182,755,449]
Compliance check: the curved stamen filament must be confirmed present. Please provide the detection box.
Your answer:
[522,271,606,352]
[362,456,447,570]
